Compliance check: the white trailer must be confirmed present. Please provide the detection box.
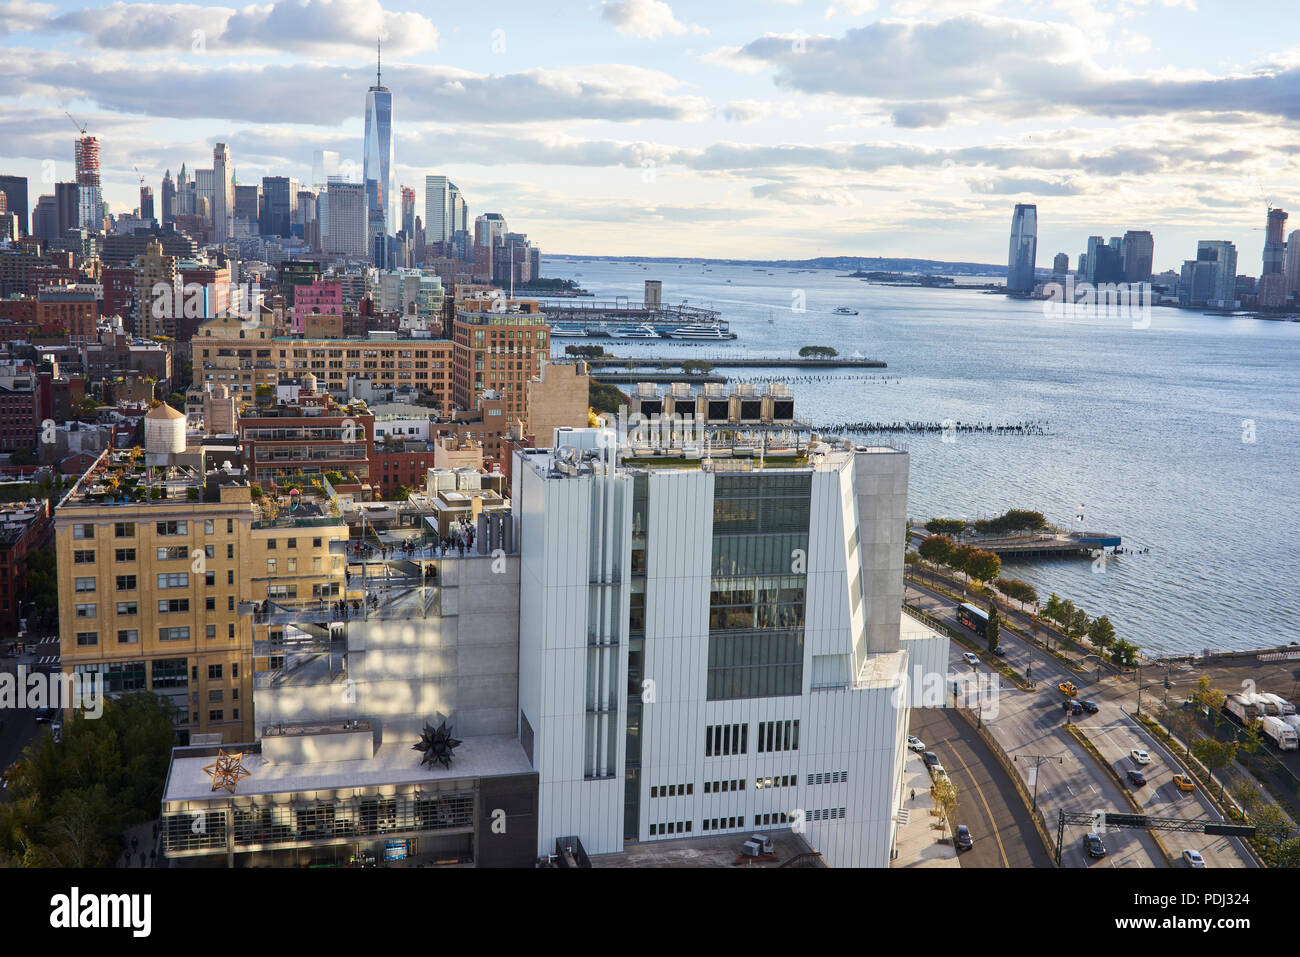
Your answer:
[1258,692,1295,716]
[1283,715,1300,735]
[1248,692,1281,717]
[1261,716,1299,751]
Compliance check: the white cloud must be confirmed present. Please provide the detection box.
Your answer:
[601,0,707,40]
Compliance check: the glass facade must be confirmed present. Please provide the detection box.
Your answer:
[708,474,810,700]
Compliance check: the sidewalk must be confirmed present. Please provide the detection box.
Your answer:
[114,819,162,869]
[892,750,960,868]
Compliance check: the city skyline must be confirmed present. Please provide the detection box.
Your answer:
[2,0,1298,266]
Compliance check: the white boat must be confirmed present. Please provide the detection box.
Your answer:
[666,326,733,340]
[833,306,859,315]
[615,324,660,338]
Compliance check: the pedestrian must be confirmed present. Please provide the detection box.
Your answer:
[139,851,146,867]
[910,788,915,801]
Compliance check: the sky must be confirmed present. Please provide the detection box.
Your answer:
[1,0,1298,268]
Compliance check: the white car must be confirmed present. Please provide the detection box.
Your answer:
[963,653,979,666]
[1182,849,1206,868]
[930,764,950,784]
[1130,749,1150,764]
[907,735,925,753]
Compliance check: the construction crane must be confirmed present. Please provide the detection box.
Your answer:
[65,111,87,136]
[133,165,145,187]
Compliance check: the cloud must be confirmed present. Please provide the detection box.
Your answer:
[968,175,1084,195]
[601,0,707,39]
[825,0,878,17]
[889,103,950,128]
[731,13,1300,126]
[3,53,711,125]
[35,0,438,56]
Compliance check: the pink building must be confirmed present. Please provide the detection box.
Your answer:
[292,279,343,333]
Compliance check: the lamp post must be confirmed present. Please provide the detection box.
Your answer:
[1015,753,1063,812]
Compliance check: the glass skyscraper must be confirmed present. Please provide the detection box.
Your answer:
[363,43,396,258]
[1006,203,1038,294]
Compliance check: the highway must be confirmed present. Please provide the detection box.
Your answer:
[909,706,1052,867]
[906,579,1165,868]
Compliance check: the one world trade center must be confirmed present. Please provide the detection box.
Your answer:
[364,39,395,266]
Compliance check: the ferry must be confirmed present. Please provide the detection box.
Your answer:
[665,325,735,341]
[614,324,660,339]
[833,306,859,315]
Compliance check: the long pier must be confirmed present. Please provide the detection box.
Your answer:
[591,372,728,384]
[579,357,887,369]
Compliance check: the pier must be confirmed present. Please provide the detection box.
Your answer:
[975,531,1122,558]
[580,357,887,369]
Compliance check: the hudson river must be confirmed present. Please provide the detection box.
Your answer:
[546,257,1300,658]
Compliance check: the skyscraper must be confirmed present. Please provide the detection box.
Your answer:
[1052,252,1069,275]
[424,174,449,245]
[0,176,29,238]
[1196,240,1238,307]
[1121,230,1154,283]
[55,182,79,236]
[260,177,296,238]
[1006,203,1037,294]
[74,135,103,231]
[161,169,176,227]
[325,181,366,258]
[312,150,339,191]
[1284,229,1300,298]
[363,41,396,248]
[212,144,233,243]
[139,185,155,223]
[32,194,58,242]
[400,186,416,236]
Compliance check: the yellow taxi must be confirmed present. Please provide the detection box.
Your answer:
[1172,774,1196,793]
[1058,681,1078,697]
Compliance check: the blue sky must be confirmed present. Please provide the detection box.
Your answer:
[1,0,1297,267]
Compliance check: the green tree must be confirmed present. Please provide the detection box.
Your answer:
[995,577,1038,605]
[797,345,839,359]
[1109,638,1139,667]
[393,485,413,501]
[1044,593,1063,622]
[1087,615,1116,652]
[918,535,955,565]
[924,518,966,536]
[931,777,959,828]
[986,597,1000,654]
[964,549,1002,584]
[1190,738,1236,800]
[1067,605,1089,639]
[681,359,714,374]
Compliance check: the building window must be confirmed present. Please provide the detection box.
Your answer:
[117,629,138,644]
[157,572,189,589]
[74,577,96,592]
[76,631,98,646]
[158,627,191,642]
[114,522,135,538]
[158,599,189,613]
[705,723,747,757]
[756,720,799,753]
[75,603,96,618]
[208,710,224,722]
[116,601,138,616]
[156,521,188,536]
[73,550,95,564]
[116,575,137,591]
[114,548,136,562]
[72,523,95,539]
[204,520,215,535]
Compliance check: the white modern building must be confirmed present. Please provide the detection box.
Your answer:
[511,427,946,867]
[424,175,449,245]
[325,182,367,260]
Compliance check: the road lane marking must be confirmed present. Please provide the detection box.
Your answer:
[947,741,1011,868]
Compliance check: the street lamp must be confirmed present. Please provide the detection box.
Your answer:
[1015,753,1063,812]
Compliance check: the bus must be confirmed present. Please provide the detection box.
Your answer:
[956,603,989,638]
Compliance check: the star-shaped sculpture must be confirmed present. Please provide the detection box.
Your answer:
[412,717,462,769]
[203,750,252,793]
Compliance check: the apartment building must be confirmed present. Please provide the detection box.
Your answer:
[451,296,549,418]
[55,408,347,744]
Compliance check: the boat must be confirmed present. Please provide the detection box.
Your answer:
[664,326,735,340]
[614,324,660,339]
[833,306,859,315]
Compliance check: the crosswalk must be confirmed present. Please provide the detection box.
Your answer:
[36,655,59,666]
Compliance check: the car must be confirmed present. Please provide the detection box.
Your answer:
[1058,681,1078,697]
[1062,700,1083,715]
[1130,749,1150,764]
[1082,832,1107,858]
[907,735,926,753]
[1182,849,1206,868]
[993,646,1007,657]
[1172,773,1195,793]
[1127,769,1147,787]
[34,707,54,723]
[963,652,979,666]
[1081,700,1099,714]
[922,751,940,767]
[954,825,973,850]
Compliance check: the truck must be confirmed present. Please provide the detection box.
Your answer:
[1250,692,1282,717]
[1225,693,1260,724]
[1283,715,1300,736]
[1258,692,1295,716]
[1261,715,1298,751]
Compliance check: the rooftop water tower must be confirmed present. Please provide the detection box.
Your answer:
[144,401,186,467]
